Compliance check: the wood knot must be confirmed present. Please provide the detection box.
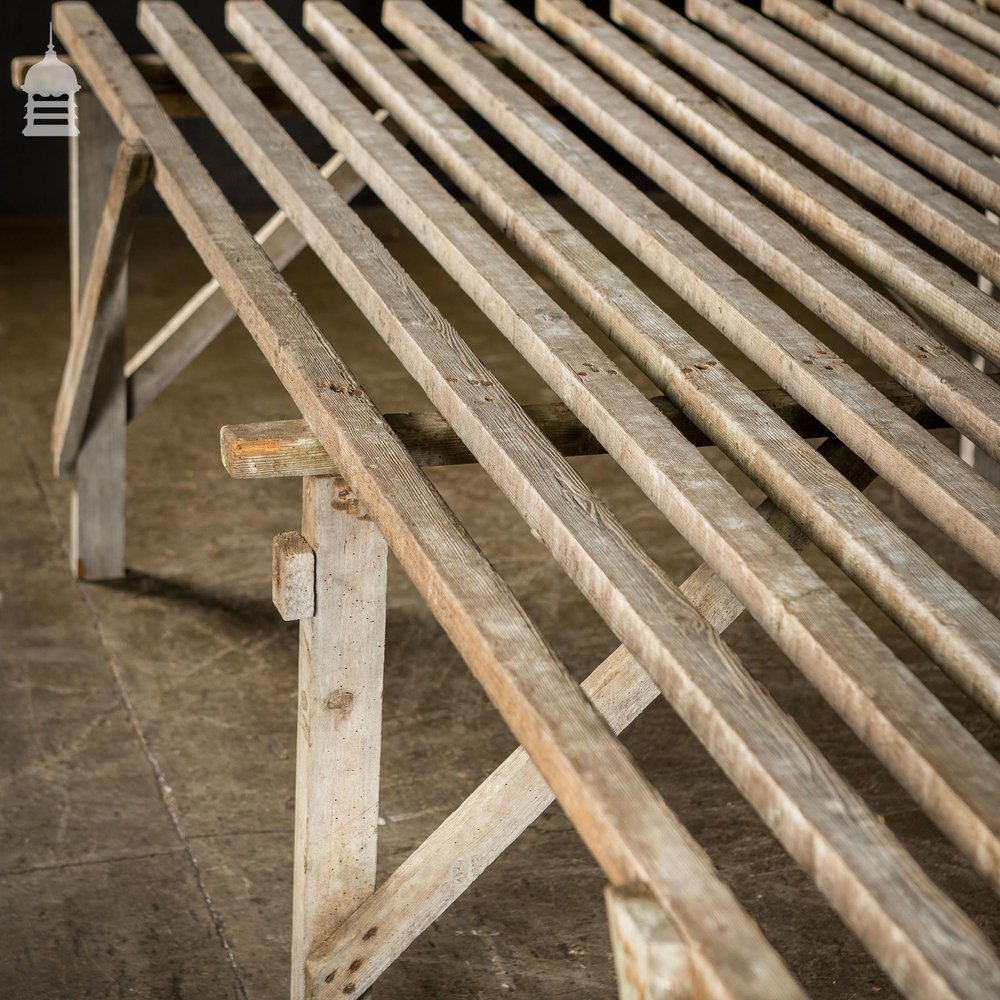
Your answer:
[326,690,354,714]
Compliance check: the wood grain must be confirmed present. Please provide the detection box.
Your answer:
[764,0,1000,157]
[311,0,1000,725]
[292,476,387,1000]
[907,0,1000,54]
[835,0,1000,103]
[60,5,806,999]
[655,0,1000,287]
[614,0,1000,373]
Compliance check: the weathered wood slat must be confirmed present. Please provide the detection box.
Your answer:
[612,0,1000,370]
[219,373,974,480]
[292,475,387,1000]
[421,1,1000,577]
[907,0,1000,54]
[143,3,1000,995]
[125,120,384,419]
[653,0,1000,288]
[53,138,149,475]
[834,0,1000,102]
[764,0,1000,157]
[58,7,799,1000]
[291,435,989,1000]
[539,0,1000,458]
[311,0,1000,729]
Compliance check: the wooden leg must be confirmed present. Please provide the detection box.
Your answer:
[289,476,388,1000]
[68,94,128,580]
[605,885,690,1000]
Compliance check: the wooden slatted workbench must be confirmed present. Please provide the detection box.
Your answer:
[19,0,1000,996]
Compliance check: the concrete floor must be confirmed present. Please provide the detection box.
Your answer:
[1,198,998,1000]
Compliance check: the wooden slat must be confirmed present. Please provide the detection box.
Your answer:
[430,1,1000,576]
[218,373,971,479]
[290,436,985,1000]
[56,7,799,1000]
[543,0,1000,458]
[67,94,130,581]
[53,138,150,475]
[765,0,1000,156]
[312,0,1000,727]
[292,475,387,1000]
[612,0,1000,370]
[835,0,1000,102]
[144,2,1000,995]
[907,0,1000,54]
[125,121,383,419]
[656,0,1000,288]
[606,885,691,1000]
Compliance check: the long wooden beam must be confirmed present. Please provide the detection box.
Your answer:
[219,373,975,479]
[612,0,1000,371]
[835,0,1000,102]
[417,0,1000,576]
[537,0,1000,460]
[308,0,1000,722]
[765,0,1000,156]
[637,0,1000,289]
[56,6,799,1000]
[149,2,1000,996]
[53,137,150,476]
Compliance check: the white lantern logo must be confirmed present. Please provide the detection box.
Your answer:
[22,24,81,137]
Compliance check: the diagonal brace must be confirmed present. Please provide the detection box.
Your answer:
[53,137,150,477]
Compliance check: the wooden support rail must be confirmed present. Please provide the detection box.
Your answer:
[218,375,970,480]
[836,0,1000,102]
[764,0,1000,156]
[300,0,1000,719]
[58,5,806,998]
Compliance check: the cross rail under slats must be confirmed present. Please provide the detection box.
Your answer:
[41,1,1000,997]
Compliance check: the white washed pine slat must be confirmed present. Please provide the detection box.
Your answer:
[618,0,1000,290]
[306,0,1000,722]
[610,0,1000,372]
[836,0,1000,101]
[763,0,1000,156]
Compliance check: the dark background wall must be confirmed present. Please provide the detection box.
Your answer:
[1,0,556,219]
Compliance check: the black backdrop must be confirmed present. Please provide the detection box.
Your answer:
[1,0,586,218]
